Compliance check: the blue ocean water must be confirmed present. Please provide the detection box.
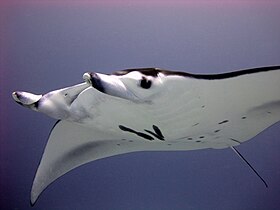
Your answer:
[1,2,280,210]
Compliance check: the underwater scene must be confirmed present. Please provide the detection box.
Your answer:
[1,1,280,210]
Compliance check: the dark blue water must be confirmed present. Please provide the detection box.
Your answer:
[1,2,280,210]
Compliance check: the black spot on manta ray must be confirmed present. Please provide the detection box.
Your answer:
[140,77,152,89]
[214,129,220,133]
[119,125,136,133]
[119,124,165,141]
[229,138,241,144]
[144,125,165,140]
[218,120,229,125]
[119,125,154,141]
[137,132,154,140]
[144,130,164,140]
[152,125,164,139]
[192,123,199,127]
[242,116,247,119]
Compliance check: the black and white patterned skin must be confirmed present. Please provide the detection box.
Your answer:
[12,66,280,204]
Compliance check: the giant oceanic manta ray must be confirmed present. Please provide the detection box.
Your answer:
[12,66,280,205]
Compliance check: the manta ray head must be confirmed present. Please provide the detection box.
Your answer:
[83,69,166,102]
[12,83,90,120]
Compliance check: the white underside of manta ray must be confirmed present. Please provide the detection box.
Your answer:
[12,66,280,205]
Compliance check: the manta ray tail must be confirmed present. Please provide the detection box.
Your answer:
[230,146,268,188]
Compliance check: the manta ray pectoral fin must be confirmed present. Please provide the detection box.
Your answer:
[31,120,137,205]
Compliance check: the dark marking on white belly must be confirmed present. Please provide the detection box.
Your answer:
[218,120,229,125]
[119,125,154,140]
[119,124,165,141]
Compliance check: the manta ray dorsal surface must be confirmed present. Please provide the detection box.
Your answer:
[12,66,280,204]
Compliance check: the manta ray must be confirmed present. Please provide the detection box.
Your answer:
[12,66,280,205]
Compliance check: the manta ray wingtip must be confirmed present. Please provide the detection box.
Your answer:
[30,188,41,207]
[30,200,35,207]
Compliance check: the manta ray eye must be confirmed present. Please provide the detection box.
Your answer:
[140,77,152,89]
